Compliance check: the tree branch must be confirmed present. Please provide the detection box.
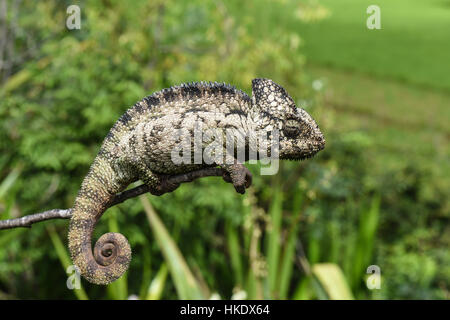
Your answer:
[0,167,225,230]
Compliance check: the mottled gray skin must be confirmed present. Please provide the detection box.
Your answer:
[68,78,325,285]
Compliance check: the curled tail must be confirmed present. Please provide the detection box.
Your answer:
[68,156,131,285]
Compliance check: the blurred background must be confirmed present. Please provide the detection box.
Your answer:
[0,0,448,299]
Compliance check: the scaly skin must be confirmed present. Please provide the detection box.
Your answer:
[68,79,325,285]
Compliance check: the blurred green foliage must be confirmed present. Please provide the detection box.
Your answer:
[0,0,448,299]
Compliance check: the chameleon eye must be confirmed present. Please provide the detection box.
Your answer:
[283,119,300,137]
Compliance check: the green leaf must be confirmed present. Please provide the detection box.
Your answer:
[146,263,168,300]
[139,243,153,300]
[266,187,283,298]
[0,166,21,200]
[106,208,128,300]
[278,190,303,299]
[312,263,354,300]
[140,195,205,299]
[350,195,380,288]
[226,221,244,286]
[47,226,89,300]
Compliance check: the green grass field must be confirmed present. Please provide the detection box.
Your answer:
[296,0,450,91]
[308,65,449,184]
[293,0,450,188]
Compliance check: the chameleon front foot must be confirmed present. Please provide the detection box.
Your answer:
[222,163,252,194]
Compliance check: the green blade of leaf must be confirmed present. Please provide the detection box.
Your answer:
[146,263,168,300]
[278,188,304,299]
[106,207,128,300]
[226,221,244,287]
[47,226,89,300]
[0,166,21,200]
[312,263,354,300]
[140,195,205,299]
[266,187,283,297]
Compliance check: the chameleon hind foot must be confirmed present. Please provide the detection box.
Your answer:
[138,165,180,196]
[149,174,180,196]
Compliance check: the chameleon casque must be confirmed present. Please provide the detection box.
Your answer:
[68,78,325,285]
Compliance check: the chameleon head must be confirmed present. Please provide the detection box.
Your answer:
[251,78,325,161]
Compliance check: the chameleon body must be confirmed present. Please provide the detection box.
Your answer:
[68,78,325,285]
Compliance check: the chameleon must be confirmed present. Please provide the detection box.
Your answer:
[68,78,325,285]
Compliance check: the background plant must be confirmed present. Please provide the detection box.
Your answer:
[0,0,448,299]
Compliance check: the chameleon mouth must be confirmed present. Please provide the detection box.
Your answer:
[315,131,326,151]
[317,138,325,151]
[282,151,319,161]
[283,139,326,161]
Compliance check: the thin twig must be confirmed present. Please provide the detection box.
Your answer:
[0,167,225,230]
